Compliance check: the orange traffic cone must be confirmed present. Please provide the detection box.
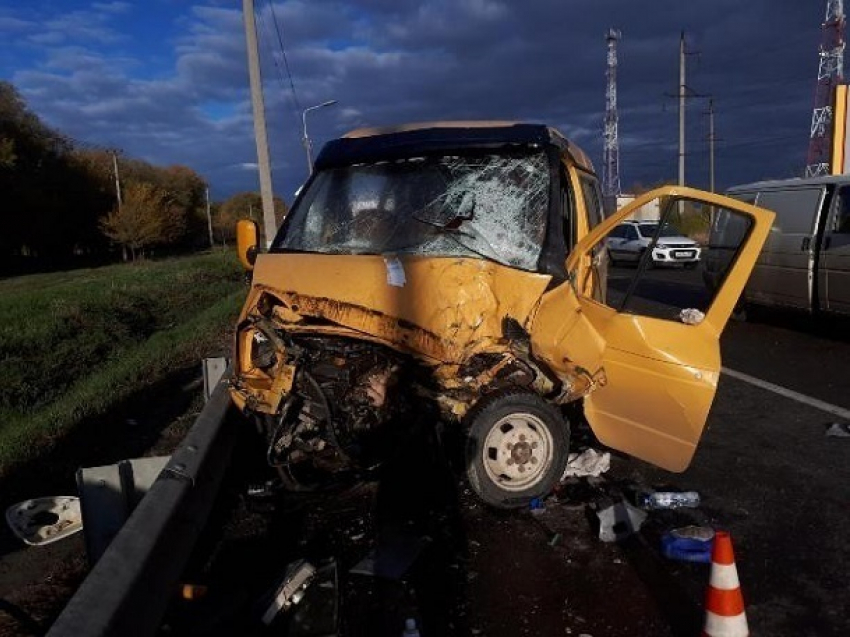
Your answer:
[702,531,749,637]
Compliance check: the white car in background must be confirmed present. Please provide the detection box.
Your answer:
[605,220,701,268]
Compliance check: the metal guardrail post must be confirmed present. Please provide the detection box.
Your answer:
[47,376,237,637]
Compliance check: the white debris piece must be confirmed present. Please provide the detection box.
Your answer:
[679,308,705,325]
[5,496,83,546]
[561,448,611,479]
[826,422,850,438]
[597,501,647,543]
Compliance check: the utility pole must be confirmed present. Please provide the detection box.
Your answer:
[111,151,122,210]
[242,0,277,247]
[678,32,686,188]
[112,150,127,261]
[707,98,716,193]
[205,187,214,248]
[669,32,705,189]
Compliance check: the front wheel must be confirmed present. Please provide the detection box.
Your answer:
[465,391,569,509]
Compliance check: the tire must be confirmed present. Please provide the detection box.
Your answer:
[465,390,569,509]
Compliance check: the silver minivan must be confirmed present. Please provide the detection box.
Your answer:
[710,175,850,315]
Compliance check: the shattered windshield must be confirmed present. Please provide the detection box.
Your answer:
[274,150,551,270]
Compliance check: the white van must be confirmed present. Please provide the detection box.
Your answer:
[714,176,850,315]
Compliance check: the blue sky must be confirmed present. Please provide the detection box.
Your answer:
[0,1,829,203]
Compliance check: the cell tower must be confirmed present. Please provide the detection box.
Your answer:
[806,0,846,177]
[603,28,622,199]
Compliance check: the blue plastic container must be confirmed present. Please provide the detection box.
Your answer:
[661,532,713,563]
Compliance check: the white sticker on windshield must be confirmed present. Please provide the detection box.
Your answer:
[384,257,406,288]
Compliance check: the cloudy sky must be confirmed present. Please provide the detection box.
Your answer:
[0,0,832,202]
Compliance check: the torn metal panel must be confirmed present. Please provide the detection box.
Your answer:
[244,255,551,361]
[529,281,607,402]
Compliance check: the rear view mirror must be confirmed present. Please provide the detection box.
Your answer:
[236,219,260,271]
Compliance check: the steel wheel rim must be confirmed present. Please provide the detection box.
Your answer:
[481,412,554,492]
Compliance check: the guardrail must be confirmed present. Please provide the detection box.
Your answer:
[47,376,237,637]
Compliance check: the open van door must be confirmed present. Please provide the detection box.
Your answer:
[561,186,774,472]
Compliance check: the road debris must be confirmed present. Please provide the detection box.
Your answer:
[561,448,611,479]
[529,497,546,514]
[5,496,83,546]
[350,534,432,580]
[825,422,850,437]
[637,490,701,510]
[662,526,715,563]
[595,499,647,542]
[553,477,607,508]
[402,617,421,636]
[287,560,340,636]
[261,559,317,625]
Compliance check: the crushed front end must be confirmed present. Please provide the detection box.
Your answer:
[230,123,601,503]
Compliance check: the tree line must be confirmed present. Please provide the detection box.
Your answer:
[0,81,286,274]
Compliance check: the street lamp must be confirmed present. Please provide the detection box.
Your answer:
[301,100,338,174]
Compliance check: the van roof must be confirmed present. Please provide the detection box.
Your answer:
[727,174,850,193]
[314,121,595,173]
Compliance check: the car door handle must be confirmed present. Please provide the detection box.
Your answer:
[801,237,811,251]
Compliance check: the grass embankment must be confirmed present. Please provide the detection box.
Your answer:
[0,251,246,478]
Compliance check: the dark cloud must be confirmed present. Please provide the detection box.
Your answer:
[2,0,832,200]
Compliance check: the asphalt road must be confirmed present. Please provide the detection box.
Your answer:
[159,295,850,636]
[3,267,847,637]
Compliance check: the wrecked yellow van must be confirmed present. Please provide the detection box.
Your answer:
[230,122,773,508]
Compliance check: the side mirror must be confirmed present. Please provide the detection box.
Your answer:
[236,219,260,271]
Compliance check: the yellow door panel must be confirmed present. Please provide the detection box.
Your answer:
[581,306,719,470]
[564,187,774,471]
[530,285,607,396]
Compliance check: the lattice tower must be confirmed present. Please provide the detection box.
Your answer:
[806,0,845,177]
[603,28,622,197]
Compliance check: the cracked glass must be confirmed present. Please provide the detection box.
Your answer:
[276,151,550,270]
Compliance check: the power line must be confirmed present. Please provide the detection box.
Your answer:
[265,0,302,112]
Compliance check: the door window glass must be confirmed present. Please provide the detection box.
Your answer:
[728,191,758,206]
[756,188,822,235]
[594,197,754,324]
[579,174,604,228]
[833,186,850,234]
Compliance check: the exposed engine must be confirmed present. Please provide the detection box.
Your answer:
[260,334,412,489]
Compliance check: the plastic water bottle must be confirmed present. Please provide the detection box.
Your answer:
[402,618,421,637]
[638,491,700,510]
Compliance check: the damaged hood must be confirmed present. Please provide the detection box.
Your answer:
[247,253,553,363]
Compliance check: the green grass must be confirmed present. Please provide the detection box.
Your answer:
[0,251,246,477]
